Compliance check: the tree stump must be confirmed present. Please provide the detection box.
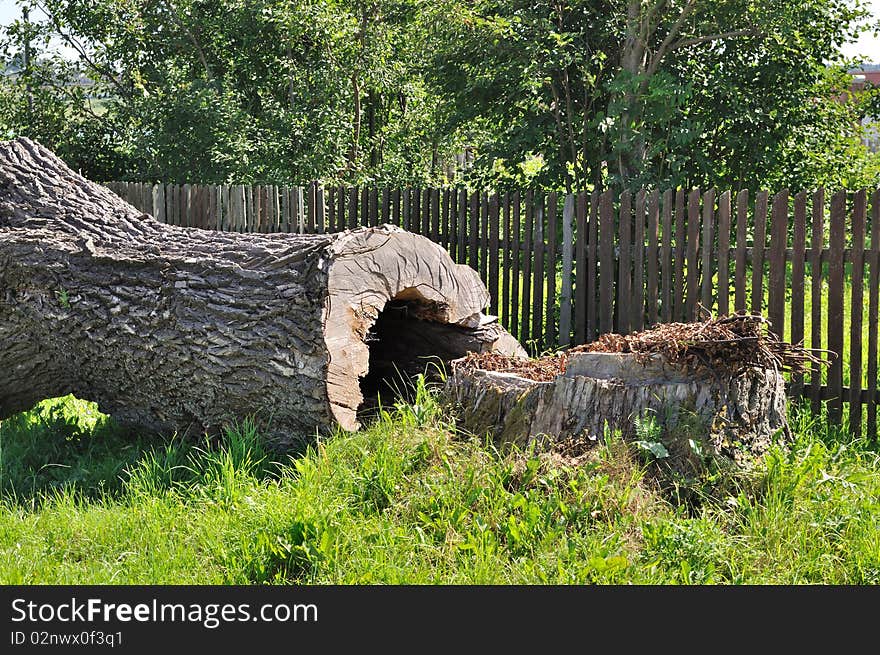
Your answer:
[444,351,790,463]
[0,138,525,441]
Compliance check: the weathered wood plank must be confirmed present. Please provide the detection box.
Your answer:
[599,190,615,336]
[431,188,441,242]
[532,193,545,349]
[717,190,731,316]
[868,190,880,441]
[392,188,401,230]
[660,189,673,323]
[402,187,411,231]
[511,191,521,339]
[646,190,659,326]
[458,188,468,266]
[617,191,632,334]
[632,189,646,331]
[521,190,534,345]
[673,189,686,321]
[811,189,825,413]
[734,190,748,312]
[791,191,807,395]
[768,189,789,339]
[586,192,599,342]
[469,190,479,271]
[560,193,574,347]
[849,189,867,436]
[684,189,701,321]
[489,193,500,316]
[369,186,378,228]
[502,192,512,332]
[827,190,847,422]
[751,190,769,316]
[546,192,558,349]
[480,192,489,286]
[382,188,391,228]
[700,189,716,316]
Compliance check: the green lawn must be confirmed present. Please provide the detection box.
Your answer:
[1,386,878,584]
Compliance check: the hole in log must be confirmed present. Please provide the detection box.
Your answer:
[357,297,445,418]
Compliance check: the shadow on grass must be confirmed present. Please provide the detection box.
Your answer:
[0,395,283,508]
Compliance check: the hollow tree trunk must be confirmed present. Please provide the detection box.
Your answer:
[0,138,524,443]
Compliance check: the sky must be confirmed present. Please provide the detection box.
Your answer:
[1,0,880,63]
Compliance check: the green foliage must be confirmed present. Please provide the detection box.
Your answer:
[1,392,878,584]
[2,1,877,189]
[0,0,467,185]
[425,0,879,190]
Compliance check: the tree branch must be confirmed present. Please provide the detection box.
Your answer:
[644,0,697,79]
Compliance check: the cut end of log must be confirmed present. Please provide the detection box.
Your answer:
[323,226,526,431]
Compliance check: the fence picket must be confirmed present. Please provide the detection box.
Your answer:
[457,189,467,266]
[316,185,325,233]
[480,192,489,286]
[489,193,500,316]
[791,191,807,395]
[511,191,521,339]
[431,188,440,242]
[502,193,512,333]
[521,190,534,345]
[768,189,789,339]
[392,188,401,231]
[751,191,769,315]
[850,190,867,436]
[734,190,748,312]
[560,193,574,347]
[599,190,615,336]
[700,189,716,316]
[546,192,558,348]
[673,189,686,321]
[828,190,847,422]
[586,192,599,342]
[632,190,645,331]
[618,191,632,334]
[716,190,730,316]
[532,194,545,349]
[646,190,659,327]
[868,190,880,441]
[685,189,701,321]
[811,189,825,413]
[382,188,391,229]
[469,191,479,271]
[660,189,672,323]
[442,189,451,250]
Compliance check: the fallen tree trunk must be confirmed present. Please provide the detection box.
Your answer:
[0,138,524,442]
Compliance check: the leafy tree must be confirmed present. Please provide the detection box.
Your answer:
[1,0,465,184]
[1,0,877,190]
[424,0,877,191]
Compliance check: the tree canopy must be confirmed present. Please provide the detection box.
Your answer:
[1,0,877,190]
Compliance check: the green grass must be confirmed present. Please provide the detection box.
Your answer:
[1,388,878,584]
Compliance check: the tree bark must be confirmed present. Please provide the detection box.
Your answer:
[0,138,524,443]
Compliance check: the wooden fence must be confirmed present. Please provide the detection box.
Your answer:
[106,181,880,439]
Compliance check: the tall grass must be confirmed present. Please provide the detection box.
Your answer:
[0,385,877,584]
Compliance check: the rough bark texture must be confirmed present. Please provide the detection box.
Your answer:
[0,138,524,442]
[445,352,789,464]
